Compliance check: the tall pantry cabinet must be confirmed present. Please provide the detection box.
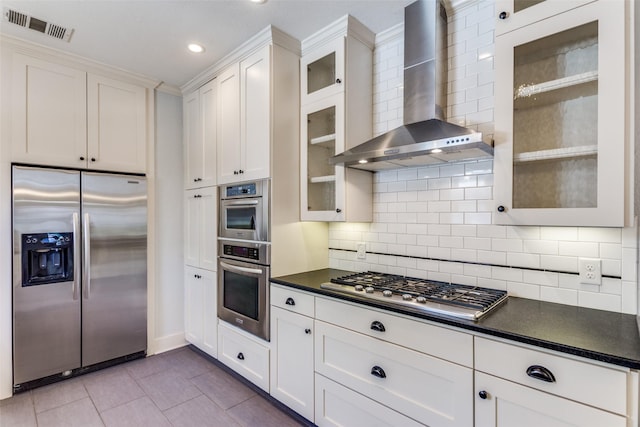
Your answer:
[181,26,329,365]
[182,78,219,358]
[492,0,633,226]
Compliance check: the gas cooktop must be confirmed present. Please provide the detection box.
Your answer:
[320,272,508,321]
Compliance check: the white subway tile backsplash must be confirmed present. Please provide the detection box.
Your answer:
[558,241,599,258]
[326,1,637,314]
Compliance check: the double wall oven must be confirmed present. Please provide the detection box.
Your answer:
[218,180,271,341]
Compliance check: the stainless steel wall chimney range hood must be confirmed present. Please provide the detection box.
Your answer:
[330,0,493,171]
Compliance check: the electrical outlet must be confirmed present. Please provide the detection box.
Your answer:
[356,242,366,260]
[579,258,602,285]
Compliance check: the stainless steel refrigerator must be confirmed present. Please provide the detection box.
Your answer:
[12,165,147,388]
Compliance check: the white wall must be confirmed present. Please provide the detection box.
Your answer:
[153,91,187,352]
[329,0,639,315]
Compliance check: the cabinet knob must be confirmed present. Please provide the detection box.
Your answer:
[497,205,506,212]
[498,11,508,19]
[370,366,386,379]
[478,390,488,399]
[80,156,85,161]
[336,78,342,84]
[234,171,238,175]
[335,208,342,213]
[237,352,245,360]
[526,365,556,383]
[239,169,244,174]
[370,321,386,332]
[285,297,295,306]
[304,328,311,334]
[90,157,96,162]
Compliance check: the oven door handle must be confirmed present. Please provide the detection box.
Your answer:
[220,261,265,275]
[224,200,259,206]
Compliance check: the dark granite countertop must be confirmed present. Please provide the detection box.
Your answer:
[271,268,640,370]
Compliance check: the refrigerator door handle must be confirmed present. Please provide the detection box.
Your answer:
[82,213,91,299]
[72,212,80,300]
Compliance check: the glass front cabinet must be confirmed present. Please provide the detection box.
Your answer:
[299,16,374,222]
[493,0,631,226]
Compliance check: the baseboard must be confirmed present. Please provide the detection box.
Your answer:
[151,332,188,355]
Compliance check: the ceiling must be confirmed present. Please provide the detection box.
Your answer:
[0,0,413,91]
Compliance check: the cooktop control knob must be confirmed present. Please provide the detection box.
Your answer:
[355,285,364,292]
[382,290,393,297]
[365,286,375,294]
[402,294,412,301]
[416,296,427,303]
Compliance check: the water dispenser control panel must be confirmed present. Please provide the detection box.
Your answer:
[21,232,74,286]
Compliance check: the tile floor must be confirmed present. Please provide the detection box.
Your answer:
[0,346,308,427]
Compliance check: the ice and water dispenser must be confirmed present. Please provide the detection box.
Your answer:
[21,232,74,286]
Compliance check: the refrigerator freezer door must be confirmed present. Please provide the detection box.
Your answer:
[81,172,147,366]
[12,166,81,385]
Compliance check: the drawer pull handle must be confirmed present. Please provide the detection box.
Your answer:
[237,352,245,361]
[370,366,386,379]
[285,297,295,306]
[370,321,386,332]
[304,328,311,334]
[478,390,488,399]
[526,365,556,383]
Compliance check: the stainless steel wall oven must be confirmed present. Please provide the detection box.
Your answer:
[217,179,271,341]
[219,180,269,242]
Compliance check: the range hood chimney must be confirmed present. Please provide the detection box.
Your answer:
[330,0,493,171]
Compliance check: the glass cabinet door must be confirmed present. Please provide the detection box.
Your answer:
[300,95,346,221]
[494,0,626,226]
[300,37,345,105]
[495,0,596,36]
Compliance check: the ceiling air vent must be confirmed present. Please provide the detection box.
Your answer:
[3,8,74,42]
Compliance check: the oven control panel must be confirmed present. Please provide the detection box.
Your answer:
[223,244,260,261]
[225,183,257,197]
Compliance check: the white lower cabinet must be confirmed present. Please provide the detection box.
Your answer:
[474,337,630,427]
[474,372,625,427]
[184,266,217,358]
[270,305,314,422]
[218,321,270,392]
[314,319,473,427]
[314,374,423,427]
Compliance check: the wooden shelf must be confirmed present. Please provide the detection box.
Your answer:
[513,144,597,163]
[514,70,598,100]
[310,133,336,147]
[309,175,336,184]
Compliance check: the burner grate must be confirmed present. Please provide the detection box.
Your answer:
[331,271,507,312]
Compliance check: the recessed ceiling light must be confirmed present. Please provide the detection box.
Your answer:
[251,0,267,3]
[430,148,443,154]
[358,159,368,164]
[188,43,205,53]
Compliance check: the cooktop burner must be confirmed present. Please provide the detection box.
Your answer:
[320,272,508,321]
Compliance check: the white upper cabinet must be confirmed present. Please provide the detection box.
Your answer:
[300,16,374,222]
[184,80,217,189]
[11,54,87,169]
[493,0,630,226]
[217,45,271,184]
[239,46,271,182]
[495,0,596,36]
[87,74,147,173]
[301,37,346,105]
[217,63,242,184]
[11,52,149,174]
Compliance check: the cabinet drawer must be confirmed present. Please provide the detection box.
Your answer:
[270,284,315,317]
[315,296,472,367]
[315,374,422,427]
[315,320,473,427]
[218,321,270,392]
[475,337,628,415]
